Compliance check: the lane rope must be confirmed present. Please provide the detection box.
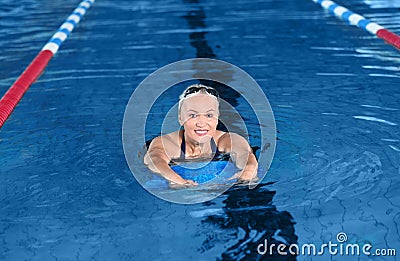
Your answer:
[0,0,95,128]
[312,0,400,50]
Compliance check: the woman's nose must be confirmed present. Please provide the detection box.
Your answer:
[195,115,206,126]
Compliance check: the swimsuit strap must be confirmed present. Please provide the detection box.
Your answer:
[180,130,220,160]
[180,131,186,159]
[210,137,220,158]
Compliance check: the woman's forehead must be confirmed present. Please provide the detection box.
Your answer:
[180,94,219,112]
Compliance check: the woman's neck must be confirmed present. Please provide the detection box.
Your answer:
[184,133,211,157]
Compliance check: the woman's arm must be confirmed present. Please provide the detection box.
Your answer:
[144,136,198,186]
[219,133,258,181]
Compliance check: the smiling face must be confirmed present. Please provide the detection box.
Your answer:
[178,93,219,144]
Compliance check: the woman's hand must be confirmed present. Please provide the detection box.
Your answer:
[229,169,258,184]
[239,169,258,182]
[168,179,198,189]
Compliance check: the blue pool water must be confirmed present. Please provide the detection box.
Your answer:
[1,0,400,260]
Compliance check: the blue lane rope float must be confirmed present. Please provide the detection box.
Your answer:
[312,0,400,50]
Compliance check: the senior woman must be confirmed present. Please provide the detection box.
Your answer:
[144,84,258,188]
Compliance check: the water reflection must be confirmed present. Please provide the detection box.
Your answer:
[200,183,298,260]
[363,0,400,8]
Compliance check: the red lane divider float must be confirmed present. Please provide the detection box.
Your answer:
[312,0,400,50]
[0,0,95,128]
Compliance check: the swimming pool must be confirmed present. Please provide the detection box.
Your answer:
[1,0,399,260]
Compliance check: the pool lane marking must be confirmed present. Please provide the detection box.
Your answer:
[312,0,400,50]
[0,0,95,128]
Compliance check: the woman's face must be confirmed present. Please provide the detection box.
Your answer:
[179,94,219,144]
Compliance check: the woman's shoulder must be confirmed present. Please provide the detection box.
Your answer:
[145,131,182,161]
[215,130,243,142]
[215,131,249,151]
[214,130,228,141]
[214,130,232,149]
[151,131,180,146]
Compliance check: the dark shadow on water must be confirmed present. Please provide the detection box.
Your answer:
[181,0,216,59]
[182,0,241,108]
[200,183,298,260]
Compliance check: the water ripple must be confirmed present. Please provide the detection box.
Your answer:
[353,115,398,126]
